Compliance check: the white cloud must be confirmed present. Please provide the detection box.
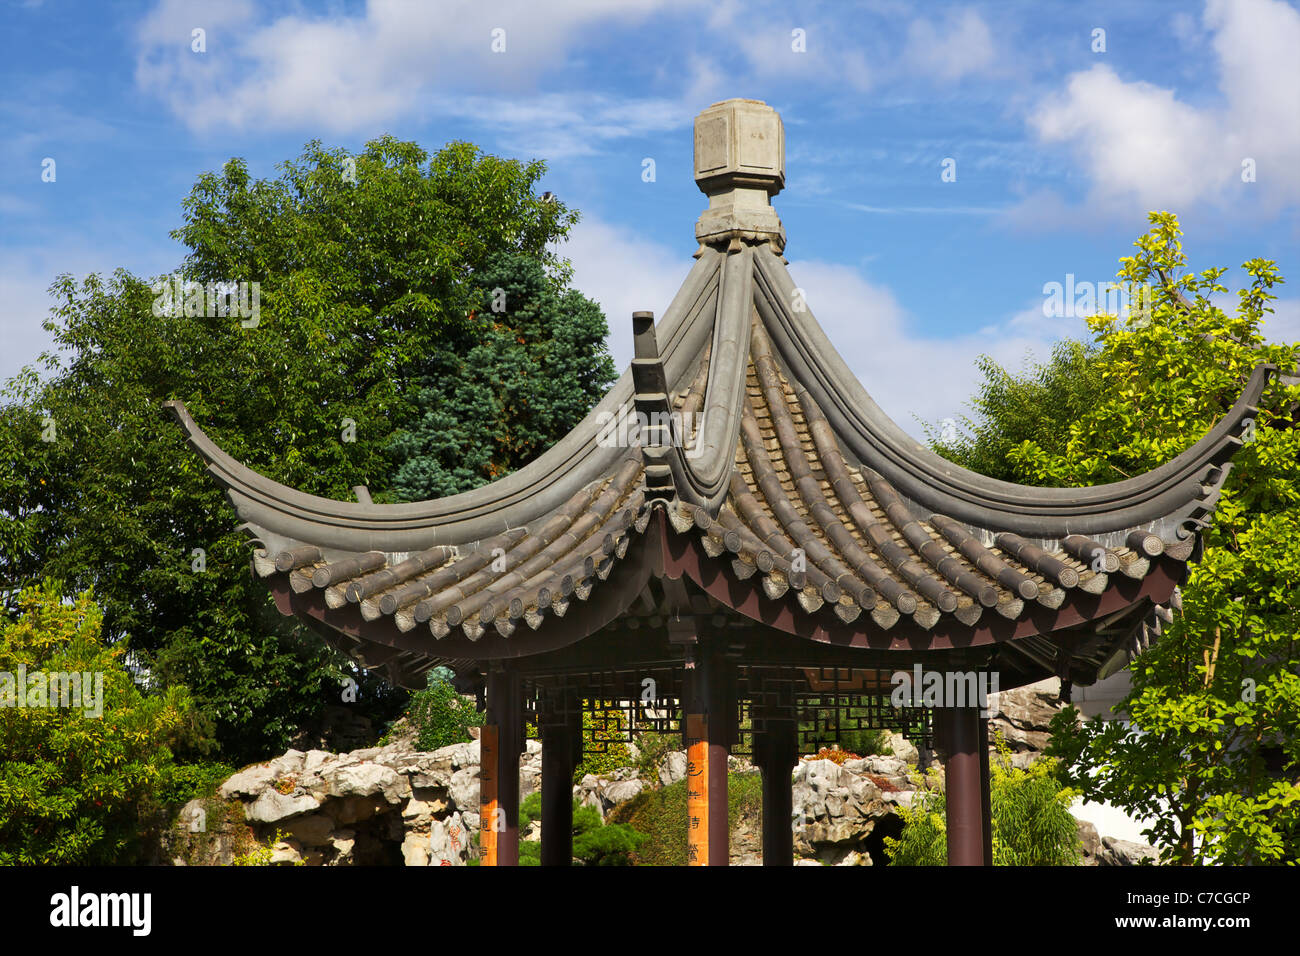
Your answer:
[903,8,996,83]
[433,93,689,160]
[730,24,873,93]
[558,217,694,373]
[134,0,706,134]
[1,257,67,387]
[1262,296,1300,346]
[1027,0,1300,216]
[783,259,1083,436]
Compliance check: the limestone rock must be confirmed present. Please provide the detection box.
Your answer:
[1100,836,1159,866]
[988,677,1063,753]
[658,751,688,787]
[1076,819,1101,866]
[449,767,480,812]
[886,733,919,765]
[328,763,409,803]
[401,832,431,867]
[246,789,321,824]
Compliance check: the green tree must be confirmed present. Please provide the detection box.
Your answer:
[925,339,1105,481]
[885,748,1081,866]
[403,669,483,752]
[0,137,613,764]
[388,250,615,498]
[938,212,1300,864]
[0,582,208,864]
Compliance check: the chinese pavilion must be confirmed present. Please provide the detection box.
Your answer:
[166,99,1271,866]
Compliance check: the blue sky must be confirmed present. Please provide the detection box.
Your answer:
[3,0,1297,435]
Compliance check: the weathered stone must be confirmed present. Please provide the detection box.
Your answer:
[603,778,645,807]
[658,751,688,787]
[401,832,431,867]
[269,836,303,865]
[219,762,279,800]
[326,795,388,826]
[286,813,335,846]
[1076,819,1101,866]
[245,789,321,824]
[835,850,871,866]
[449,767,480,811]
[402,796,437,825]
[428,812,468,865]
[328,763,409,803]
[439,741,480,771]
[329,828,356,864]
[1100,836,1159,866]
[303,749,332,773]
[988,677,1062,753]
[886,733,919,765]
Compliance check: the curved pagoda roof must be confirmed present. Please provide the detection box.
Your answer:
[166,99,1271,691]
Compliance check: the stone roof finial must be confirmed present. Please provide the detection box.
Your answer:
[693,98,786,254]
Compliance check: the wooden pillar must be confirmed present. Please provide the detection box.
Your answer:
[978,713,993,867]
[482,668,522,866]
[684,644,732,866]
[540,696,582,866]
[753,715,797,866]
[942,704,985,866]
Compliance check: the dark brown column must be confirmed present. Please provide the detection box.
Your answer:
[943,704,985,866]
[753,715,797,866]
[540,696,582,866]
[977,712,993,867]
[684,643,732,866]
[483,668,522,866]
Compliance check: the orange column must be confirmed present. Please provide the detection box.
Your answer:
[479,723,499,865]
[686,714,710,865]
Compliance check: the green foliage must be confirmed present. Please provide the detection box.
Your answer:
[387,250,616,498]
[632,728,678,778]
[574,814,645,866]
[228,827,301,866]
[405,670,483,752]
[608,771,762,866]
[0,136,611,764]
[509,791,644,865]
[884,767,947,866]
[840,727,894,757]
[939,212,1300,864]
[0,582,210,864]
[151,759,236,807]
[885,738,1081,866]
[926,339,1105,481]
[574,706,634,783]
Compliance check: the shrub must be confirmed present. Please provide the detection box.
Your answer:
[473,791,643,866]
[608,771,762,866]
[632,726,678,779]
[405,669,482,752]
[885,734,1082,865]
[842,728,895,756]
[229,827,302,866]
[0,582,208,864]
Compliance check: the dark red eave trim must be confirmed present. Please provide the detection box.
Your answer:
[655,510,1180,651]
